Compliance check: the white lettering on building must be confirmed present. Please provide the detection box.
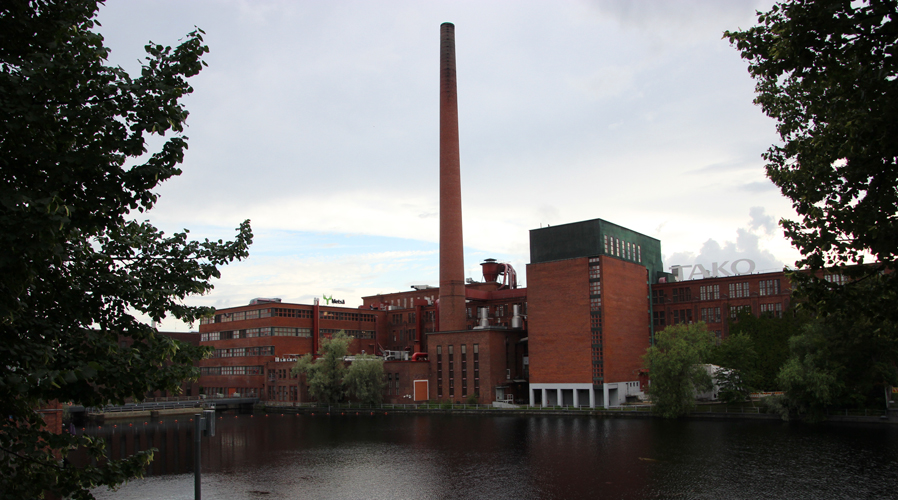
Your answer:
[670,259,756,281]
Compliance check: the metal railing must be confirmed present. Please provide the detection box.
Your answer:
[85,400,211,413]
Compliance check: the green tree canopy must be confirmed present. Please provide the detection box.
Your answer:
[726,0,898,410]
[0,1,251,497]
[344,354,386,406]
[708,332,758,403]
[293,331,350,406]
[643,322,714,418]
[726,0,898,275]
[725,309,810,391]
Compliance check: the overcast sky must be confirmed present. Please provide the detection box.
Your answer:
[94,0,799,331]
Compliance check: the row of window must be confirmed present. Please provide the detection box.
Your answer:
[320,329,375,339]
[202,327,376,341]
[212,346,275,358]
[320,311,377,322]
[700,285,720,301]
[201,308,377,324]
[464,303,525,319]
[391,328,416,343]
[653,302,783,326]
[436,344,480,400]
[759,279,780,296]
[759,302,783,317]
[386,373,402,395]
[652,280,784,304]
[589,258,604,382]
[200,366,264,376]
[268,368,297,381]
[824,274,848,284]
[201,387,259,397]
[201,327,312,341]
[672,287,691,303]
[268,385,298,402]
[603,235,642,263]
[700,307,722,324]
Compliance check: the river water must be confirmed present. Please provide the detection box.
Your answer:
[79,411,898,499]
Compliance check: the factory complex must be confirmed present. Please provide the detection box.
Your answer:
[197,24,794,408]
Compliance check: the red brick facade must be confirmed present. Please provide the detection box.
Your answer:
[601,257,652,384]
[651,270,792,340]
[526,257,591,384]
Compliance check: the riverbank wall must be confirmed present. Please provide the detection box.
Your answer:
[260,404,898,425]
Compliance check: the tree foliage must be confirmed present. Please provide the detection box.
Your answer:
[725,309,810,390]
[0,2,252,498]
[643,323,714,418]
[726,0,898,273]
[708,333,758,403]
[770,321,844,421]
[344,354,386,406]
[726,0,898,412]
[293,331,350,406]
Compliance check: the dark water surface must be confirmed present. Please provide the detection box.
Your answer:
[80,412,898,499]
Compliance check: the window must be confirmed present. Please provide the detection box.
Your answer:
[652,311,665,327]
[672,287,691,303]
[448,345,454,398]
[272,308,314,318]
[652,289,666,305]
[591,312,603,382]
[589,258,601,279]
[473,344,480,396]
[760,302,783,318]
[759,279,780,296]
[272,327,312,337]
[730,304,751,319]
[700,284,719,301]
[437,345,443,398]
[700,307,721,323]
[461,344,467,397]
[672,309,692,324]
[729,282,750,299]
[824,274,848,285]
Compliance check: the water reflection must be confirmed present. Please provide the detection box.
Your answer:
[79,413,898,499]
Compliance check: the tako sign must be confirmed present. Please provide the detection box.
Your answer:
[670,259,756,281]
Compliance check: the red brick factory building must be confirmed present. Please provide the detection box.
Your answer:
[196,23,796,408]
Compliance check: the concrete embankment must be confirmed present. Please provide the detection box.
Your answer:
[261,405,898,425]
[87,407,205,422]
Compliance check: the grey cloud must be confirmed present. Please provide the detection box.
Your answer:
[741,180,778,193]
[585,0,770,40]
[748,206,776,235]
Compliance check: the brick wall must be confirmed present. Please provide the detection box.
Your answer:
[601,256,651,383]
[526,257,592,384]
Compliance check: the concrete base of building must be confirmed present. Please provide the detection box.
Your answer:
[529,383,598,408]
[529,381,645,409]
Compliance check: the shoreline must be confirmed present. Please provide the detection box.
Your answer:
[259,404,898,425]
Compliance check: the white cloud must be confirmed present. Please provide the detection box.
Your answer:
[91,0,803,330]
[665,207,789,277]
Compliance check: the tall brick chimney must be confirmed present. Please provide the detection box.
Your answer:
[438,22,466,332]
